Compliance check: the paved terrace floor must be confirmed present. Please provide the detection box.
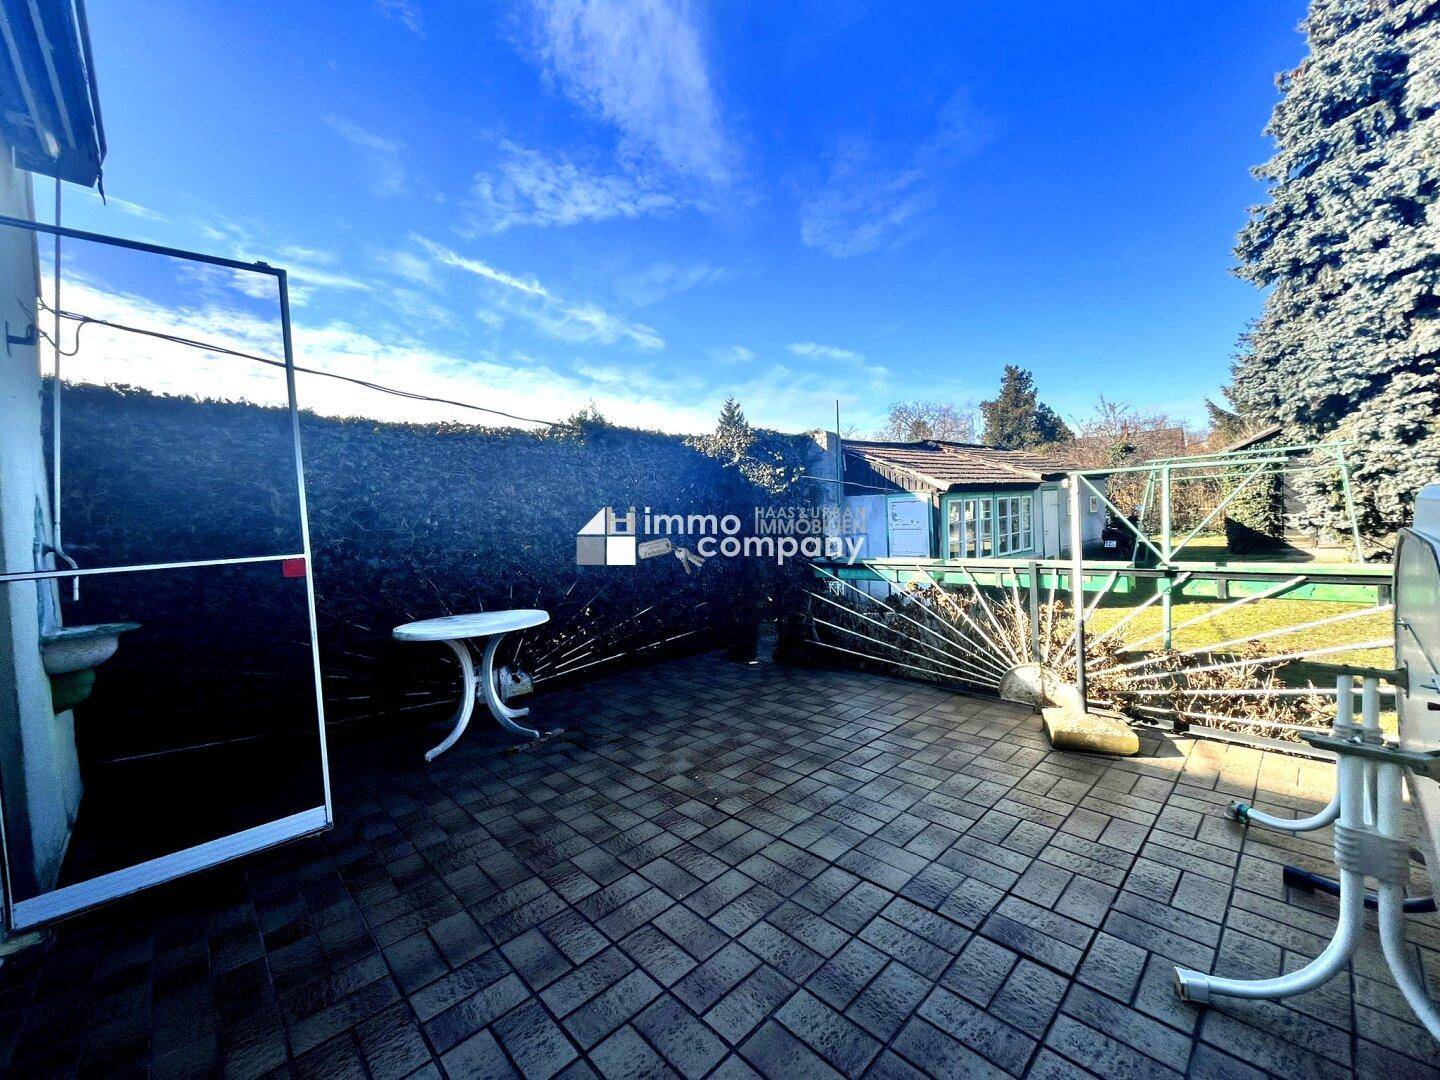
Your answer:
[2,653,1439,1079]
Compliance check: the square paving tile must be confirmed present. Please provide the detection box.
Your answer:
[0,653,1437,1077]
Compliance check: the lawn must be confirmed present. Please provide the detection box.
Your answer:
[1081,590,1395,735]
[1084,594,1394,683]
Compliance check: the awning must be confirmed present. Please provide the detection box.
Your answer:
[0,0,106,188]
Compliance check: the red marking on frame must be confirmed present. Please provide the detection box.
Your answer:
[281,557,308,579]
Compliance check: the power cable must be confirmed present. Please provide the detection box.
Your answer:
[40,302,885,497]
[40,302,565,428]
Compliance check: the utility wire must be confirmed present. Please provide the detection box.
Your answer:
[41,303,564,428]
[42,303,901,495]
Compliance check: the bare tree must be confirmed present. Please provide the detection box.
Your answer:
[875,401,976,443]
[1067,398,1213,533]
[1066,397,1193,468]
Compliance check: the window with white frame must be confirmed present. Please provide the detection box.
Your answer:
[947,495,993,558]
[996,495,1033,554]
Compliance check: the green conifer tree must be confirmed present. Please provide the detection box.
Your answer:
[980,365,1072,449]
[1228,0,1440,537]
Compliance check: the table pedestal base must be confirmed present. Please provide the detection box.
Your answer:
[425,633,558,762]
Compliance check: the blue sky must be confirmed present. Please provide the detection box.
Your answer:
[55,0,1308,435]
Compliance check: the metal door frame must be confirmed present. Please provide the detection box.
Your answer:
[0,214,330,931]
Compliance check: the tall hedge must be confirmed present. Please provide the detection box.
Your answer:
[1228,0,1440,540]
[51,383,813,757]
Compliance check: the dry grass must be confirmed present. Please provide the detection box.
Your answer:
[1083,593,1392,738]
[807,577,1393,741]
[1084,596,1393,680]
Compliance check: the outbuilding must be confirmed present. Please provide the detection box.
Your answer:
[835,438,1106,561]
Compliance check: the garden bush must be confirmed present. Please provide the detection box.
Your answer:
[50,383,816,752]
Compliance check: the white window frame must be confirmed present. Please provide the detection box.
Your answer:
[995,494,1034,555]
[946,495,994,558]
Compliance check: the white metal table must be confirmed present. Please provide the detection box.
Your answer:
[393,610,551,761]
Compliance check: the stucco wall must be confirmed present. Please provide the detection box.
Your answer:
[0,161,78,903]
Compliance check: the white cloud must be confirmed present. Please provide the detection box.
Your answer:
[514,299,664,350]
[46,275,661,428]
[611,260,727,307]
[414,235,551,298]
[800,90,990,257]
[324,116,407,197]
[49,274,890,436]
[86,191,167,222]
[180,259,370,309]
[788,341,888,380]
[708,345,754,364]
[374,0,425,38]
[414,236,664,350]
[469,140,683,233]
[384,287,458,327]
[277,245,338,265]
[718,363,891,434]
[375,247,440,288]
[177,216,369,306]
[525,0,732,183]
[289,265,371,296]
[789,341,862,363]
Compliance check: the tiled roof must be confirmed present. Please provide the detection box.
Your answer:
[843,439,1073,491]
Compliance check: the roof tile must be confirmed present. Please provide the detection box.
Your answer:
[843,440,1073,491]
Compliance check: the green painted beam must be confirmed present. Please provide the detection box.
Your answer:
[816,556,1387,605]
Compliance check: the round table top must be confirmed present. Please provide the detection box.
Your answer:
[393,609,550,641]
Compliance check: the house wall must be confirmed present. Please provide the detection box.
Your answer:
[1075,480,1108,551]
[885,494,932,557]
[845,494,889,560]
[807,432,844,514]
[809,440,1107,561]
[0,159,78,903]
[937,482,1105,560]
[1043,480,1106,557]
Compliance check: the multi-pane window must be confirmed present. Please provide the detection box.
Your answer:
[976,499,994,556]
[947,493,1033,558]
[995,495,1033,555]
[946,496,993,558]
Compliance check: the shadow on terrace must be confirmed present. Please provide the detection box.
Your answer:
[0,225,1427,1080]
[3,649,1439,1078]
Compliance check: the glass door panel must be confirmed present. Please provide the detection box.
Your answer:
[0,218,327,929]
[2,563,327,925]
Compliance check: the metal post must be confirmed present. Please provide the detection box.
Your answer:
[1157,463,1173,648]
[1159,463,1171,562]
[1068,477,1087,707]
[1027,559,1041,664]
[1336,447,1364,562]
[1174,678,1367,1004]
[51,177,61,554]
[1161,573,1173,651]
[1228,674,1352,830]
[277,269,333,819]
[1135,471,1156,566]
[51,179,78,601]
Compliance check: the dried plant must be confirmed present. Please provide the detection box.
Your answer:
[807,578,1334,741]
